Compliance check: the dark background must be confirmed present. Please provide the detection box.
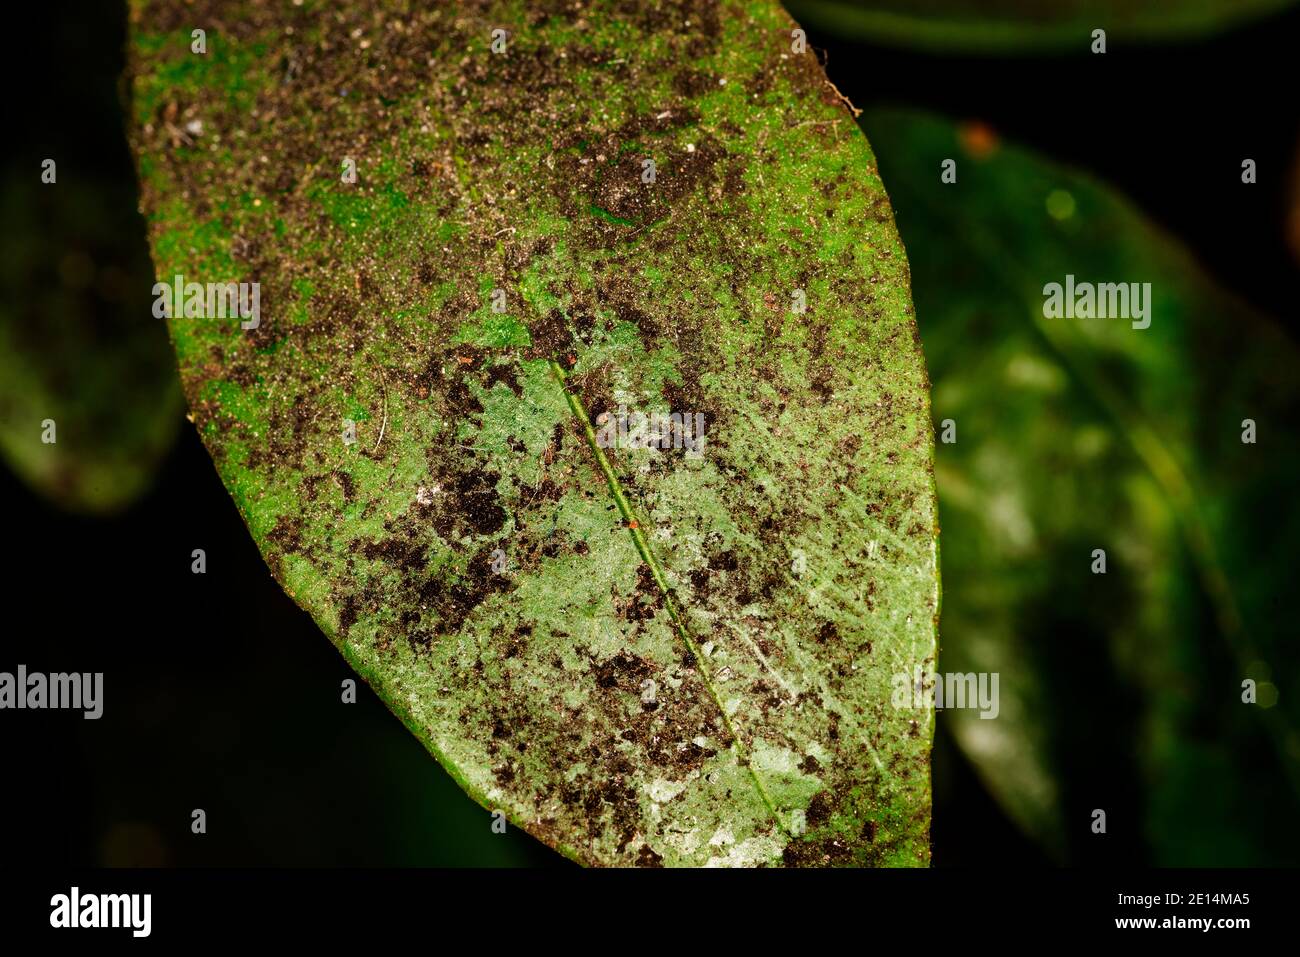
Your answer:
[1,1,1296,867]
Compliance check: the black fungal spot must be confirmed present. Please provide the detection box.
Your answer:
[636,844,664,867]
[805,791,833,828]
[710,550,738,572]
[593,650,651,691]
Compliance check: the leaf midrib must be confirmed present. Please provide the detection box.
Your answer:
[546,358,790,837]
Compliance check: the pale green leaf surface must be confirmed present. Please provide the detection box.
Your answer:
[129,1,939,866]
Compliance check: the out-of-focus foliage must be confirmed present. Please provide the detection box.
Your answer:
[866,109,1300,863]
[787,0,1298,52]
[0,174,182,513]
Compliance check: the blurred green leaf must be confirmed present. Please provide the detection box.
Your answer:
[788,0,1297,52]
[865,108,1300,863]
[0,174,183,513]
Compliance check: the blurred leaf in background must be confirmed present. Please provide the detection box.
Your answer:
[864,109,1300,864]
[0,173,183,513]
[787,0,1298,52]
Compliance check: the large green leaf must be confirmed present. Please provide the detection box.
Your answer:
[128,1,938,866]
[866,108,1300,863]
[787,0,1297,52]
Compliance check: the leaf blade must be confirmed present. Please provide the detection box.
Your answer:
[129,0,938,866]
